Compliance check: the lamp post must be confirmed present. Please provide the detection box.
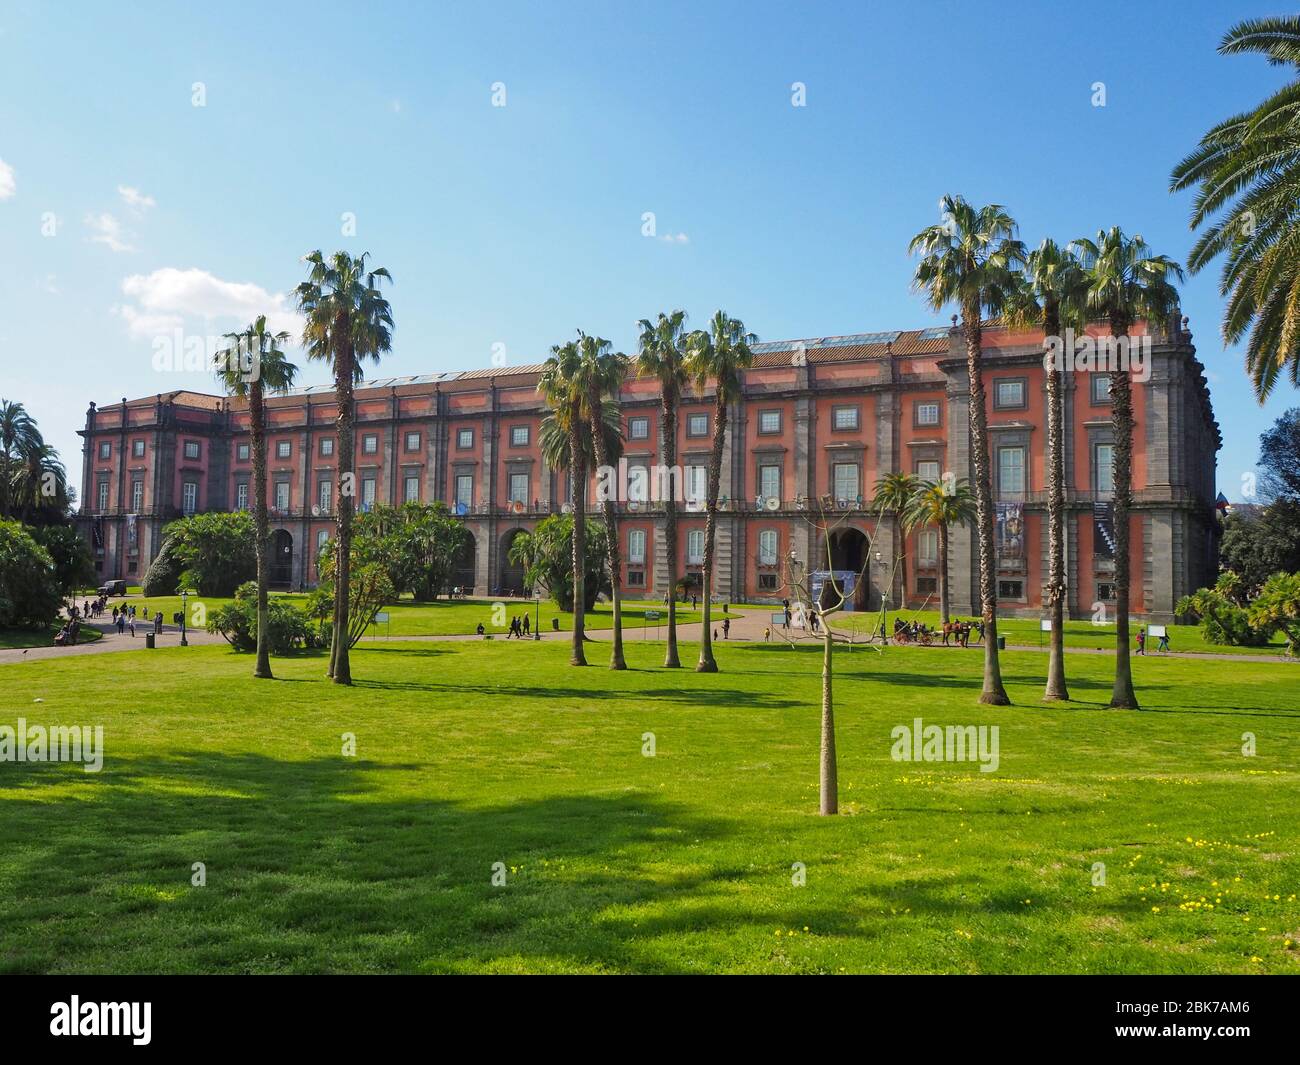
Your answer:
[180,590,189,647]
[874,550,888,643]
[534,588,542,641]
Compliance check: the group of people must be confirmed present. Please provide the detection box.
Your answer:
[73,596,110,620]
[505,614,531,638]
[53,617,83,646]
[1136,627,1171,654]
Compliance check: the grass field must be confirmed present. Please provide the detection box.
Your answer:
[1,637,1297,974]
[0,625,102,650]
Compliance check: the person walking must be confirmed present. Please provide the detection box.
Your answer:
[1136,628,1146,656]
[128,614,136,638]
[154,611,163,635]
[116,612,126,635]
[763,627,770,643]
[722,617,730,640]
[522,614,530,637]
[1157,629,1170,653]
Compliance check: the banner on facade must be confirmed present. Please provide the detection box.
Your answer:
[995,502,1024,562]
[811,569,858,612]
[1093,501,1117,558]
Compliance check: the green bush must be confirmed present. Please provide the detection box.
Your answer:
[142,535,183,596]
[0,519,62,629]
[205,582,319,654]
[165,512,256,596]
[1176,573,1274,647]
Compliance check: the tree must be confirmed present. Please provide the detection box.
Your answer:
[207,581,318,654]
[1218,499,1300,595]
[685,312,755,673]
[0,519,61,629]
[910,195,1025,704]
[164,511,257,595]
[1257,408,1300,502]
[0,400,70,523]
[1073,228,1183,710]
[296,251,394,685]
[636,311,692,668]
[873,472,920,617]
[1248,571,1300,655]
[903,477,976,624]
[1004,239,1087,701]
[577,332,630,669]
[538,339,591,666]
[1170,16,1300,400]
[308,561,395,650]
[507,515,610,611]
[214,316,298,679]
[348,502,474,602]
[1177,573,1274,647]
[30,524,96,602]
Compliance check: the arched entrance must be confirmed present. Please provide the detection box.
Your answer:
[499,528,528,597]
[270,529,294,588]
[818,527,872,611]
[452,535,477,597]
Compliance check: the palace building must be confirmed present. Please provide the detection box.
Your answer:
[77,316,1221,621]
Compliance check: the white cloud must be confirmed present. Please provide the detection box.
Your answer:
[659,232,689,244]
[0,157,14,200]
[117,185,156,212]
[85,211,135,253]
[117,267,301,339]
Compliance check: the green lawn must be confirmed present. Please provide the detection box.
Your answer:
[0,625,102,650]
[1,637,1297,974]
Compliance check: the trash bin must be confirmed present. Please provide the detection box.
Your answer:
[145,632,156,649]
[552,617,560,631]
[997,635,1006,651]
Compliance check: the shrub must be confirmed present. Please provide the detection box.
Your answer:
[1176,573,1274,647]
[205,581,318,654]
[165,512,256,596]
[0,519,62,629]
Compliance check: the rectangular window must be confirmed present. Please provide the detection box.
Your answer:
[510,426,529,447]
[687,529,705,564]
[97,480,109,511]
[275,482,290,512]
[237,442,250,462]
[404,476,420,503]
[758,410,781,434]
[1097,581,1116,602]
[1095,443,1115,496]
[236,483,249,511]
[759,465,780,502]
[628,528,646,564]
[833,463,859,501]
[916,576,938,595]
[318,480,332,514]
[627,570,646,588]
[276,440,291,460]
[183,440,201,460]
[758,528,778,566]
[998,578,1024,599]
[455,474,473,509]
[629,417,649,440]
[405,431,421,453]
[1091,374,1112,405]
[319,437,335,457]
[457,428,473,450]
[759,573,778,591]
[687,413,708,438]
[916,460,941,483]
[917,529,938,565]
[915,401,941,427]
[131,480,143,512]
[98,441,111,460]
[833,406,859,431]
[362,434,379,455]
[994,379,1026,410]
[509,473,528,504]
[316,529,330,559]
[998,447,1025,497]
[182,481,198,515]
[132,439,145,458]
[361,477,376,511]
[685,466,707,505]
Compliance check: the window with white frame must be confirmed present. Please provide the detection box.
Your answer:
[318,480,332,513]
[629,416,649,440]
[758,528,778,565]
[759,464,780,502]
[361,477,376,511]
[457,428,473,449]
[236,482,249,511]
[998,446,1026,497]
[182,481,198,514]
[320,437,335,457]
[628,528,646,564]
[685,465,706,504]
[510,425,529,447]
[916,401,941,427]
[687,413,708,437]
[131,480,143,513]
[1095,443,1115,495]
[237,442,250,462]
[404,476,420,503]
[758,410,781,434]
[994,379,1026,409]
[455,474,473,508]
[362,434,379,455]
[184,440,200,460]
[917,529,938,565]
[833,406,859,431]
[833,462,859,500]
[98,441,111,460]
[132,439,145,458]
[687,528,705,564]
[275,482,290,512]
[916,459,941,483]
[96,480,109,511]
[509,473,528,504]
[405,431,421,453]
[316,528,330,560]
[1091,374,1112,404]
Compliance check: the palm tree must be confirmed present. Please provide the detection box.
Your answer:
[873,472,920,618]
[214,317,298,680]
[635,311,691,668]
[538,339,590,666]
[903,477,976,625]
[1072,228,1183,710]
[576,331,631,669]
[1003,239,1087,701]
[910,195,1025,705]
[1,400,45,519]
[685,311,756,673]
[1170,15,1300,399]
[295,251,394,685]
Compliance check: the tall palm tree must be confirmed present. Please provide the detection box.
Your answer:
[1003,239,1087,701]
[873,471,920,616]
[685,311,755,673]
[910,195,1025,705]
[1072,228,1183,710]
[635,311,691,668]
[214,317,298,680]
[538,339,590,666]
[903,477,976,625]
[1170,15,1300,399]
[0,400,45,519]
[295,251,394,685]
[576,331,631,669]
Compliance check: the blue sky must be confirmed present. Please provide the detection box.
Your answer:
[0,0,1293,500]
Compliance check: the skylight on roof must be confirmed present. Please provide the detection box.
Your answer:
[816,331,901,348]
[918,326,951,340]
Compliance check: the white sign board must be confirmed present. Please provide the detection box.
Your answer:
[374,612,390,623]
[1147,624,1167,637]
[1040,619,1052,632]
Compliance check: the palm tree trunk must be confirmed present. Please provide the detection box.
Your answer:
[249,381,273,680]
[569,418,588,666]
[589,404,626,670]
[938,520,950,624]
[332,347,354,685]
[1044,310,1069,702]
[1109,322,1139,709]
[696,399,726,672]
[662,395,681,668]
[819,627,838,815]
[964,300,1010,705]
